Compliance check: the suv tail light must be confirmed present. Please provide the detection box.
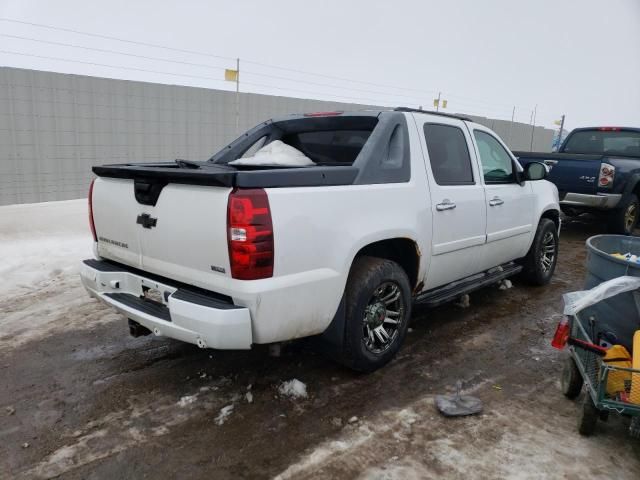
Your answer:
[598,162,615,188]
[227,188,274,280]
[88,179,97,242]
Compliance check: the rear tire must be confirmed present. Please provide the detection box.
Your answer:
[340,256,412,373]
[520,218,558,286]
[608,194,639,235]
[561,356,583,400]
[578,395,599,436]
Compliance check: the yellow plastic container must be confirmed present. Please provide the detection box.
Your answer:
[631,331,640,405]
[604,345,632,396]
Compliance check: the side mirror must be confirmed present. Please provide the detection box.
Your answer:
[524,161,547,181]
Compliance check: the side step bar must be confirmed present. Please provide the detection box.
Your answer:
[414,262,522,308]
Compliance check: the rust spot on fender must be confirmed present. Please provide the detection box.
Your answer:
[411,240,423,294]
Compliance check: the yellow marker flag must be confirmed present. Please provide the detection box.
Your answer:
[442,100,448,109]
[554,120,562,126]
[225,69,238,82]
[433,98,439,108]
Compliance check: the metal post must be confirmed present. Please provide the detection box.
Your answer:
[235,57,240,133]
[529,104,537,151]
[558,114,566,146]
[436,92,441,112]
[507,106,515,147]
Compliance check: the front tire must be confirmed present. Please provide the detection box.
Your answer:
[520,218,558,286]
[340,256,412,372]
[608,193,639,235]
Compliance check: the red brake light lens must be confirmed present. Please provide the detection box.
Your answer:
[598,127,621,131]
[551,317,570,350]
[303,111,343,117]
[88,179,97,242]
[227,188,274,280]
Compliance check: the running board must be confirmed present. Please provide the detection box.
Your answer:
[414,262,522,308]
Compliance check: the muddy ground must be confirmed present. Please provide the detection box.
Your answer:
[1,211,640,479]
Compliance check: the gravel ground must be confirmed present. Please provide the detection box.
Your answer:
[1,201,639,479]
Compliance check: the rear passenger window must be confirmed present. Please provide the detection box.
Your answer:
[423,124,474,185]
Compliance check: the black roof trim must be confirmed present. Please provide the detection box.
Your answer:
[394,107,472,122]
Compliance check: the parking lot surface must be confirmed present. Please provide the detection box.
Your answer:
[1,201,639,479]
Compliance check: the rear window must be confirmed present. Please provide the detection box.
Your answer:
[211,115,379,166]
[563,130,640,156]
[424,124,474,185]
[282,129,372,164]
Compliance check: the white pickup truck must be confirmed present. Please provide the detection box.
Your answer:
[81,108,560,371]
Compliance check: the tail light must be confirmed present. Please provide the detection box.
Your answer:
[88,179,97,242]
[598,162,615,188]
[303,111,343,117]
[551,317,570,350]
[227,188,274,280]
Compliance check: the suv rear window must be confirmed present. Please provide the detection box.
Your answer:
[282,130,372,165]
[424,124,474,185]
[211,115,379,166]
[563,130,640,156]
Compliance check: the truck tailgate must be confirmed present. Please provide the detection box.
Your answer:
[92,177,232,288]
[515,152,603,195]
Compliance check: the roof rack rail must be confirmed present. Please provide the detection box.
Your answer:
[394,107,472,122]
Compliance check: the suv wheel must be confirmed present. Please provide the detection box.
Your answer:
[520,218,558,286]
[608,193,639,235]
[341,256,412,372]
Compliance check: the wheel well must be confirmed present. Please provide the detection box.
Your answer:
[541,209,560,230]
[355,238,420,290]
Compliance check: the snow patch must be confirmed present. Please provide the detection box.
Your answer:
[358,459,433,480]
[229,140,315,167]
[278,379,308,399]
[498,279,513,290]
[454,294,470,308]
[177,395,198,407]
[0,199,123,351]
[0,199,90,297]
[215,404,234,425]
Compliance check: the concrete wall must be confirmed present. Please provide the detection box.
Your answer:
[0,67,555,206]
[462,115,554,152]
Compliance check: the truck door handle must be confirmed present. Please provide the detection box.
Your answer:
[489,197,504,206]
[436,199,456,211]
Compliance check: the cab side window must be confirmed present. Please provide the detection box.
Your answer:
[424,123,474,185]
[473,130,515,183]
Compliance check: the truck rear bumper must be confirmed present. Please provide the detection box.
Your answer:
[80,259,253,349]
[560,193,621,210]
